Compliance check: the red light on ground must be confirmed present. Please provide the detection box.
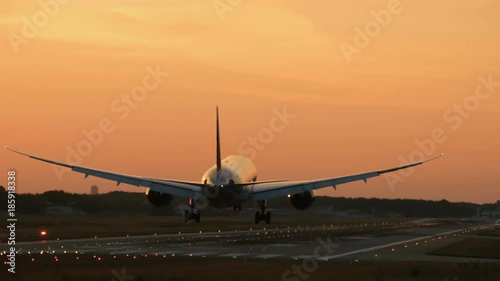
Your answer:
[40,231,47,236]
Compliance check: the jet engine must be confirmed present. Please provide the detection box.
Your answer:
[146,188,173,207]
[289,191,316,210]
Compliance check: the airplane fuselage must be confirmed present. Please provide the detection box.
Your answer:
[200,155,257,208]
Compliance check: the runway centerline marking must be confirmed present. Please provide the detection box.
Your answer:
[318,227,475,260]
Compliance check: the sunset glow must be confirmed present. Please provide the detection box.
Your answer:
[1,0,499,203]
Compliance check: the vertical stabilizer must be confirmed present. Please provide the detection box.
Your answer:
[216,106,222,171]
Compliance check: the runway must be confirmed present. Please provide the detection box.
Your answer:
[2,219,497,262]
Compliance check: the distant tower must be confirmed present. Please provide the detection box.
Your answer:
[90,185,99,195]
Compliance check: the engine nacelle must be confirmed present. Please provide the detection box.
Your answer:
[289,191,316,210]
[146,189,173,207]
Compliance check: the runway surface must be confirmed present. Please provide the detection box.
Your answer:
[2,219,497,262]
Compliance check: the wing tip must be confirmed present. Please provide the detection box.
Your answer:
[5,147,30,157]
[436,152,445,159]
[425,153,444,163]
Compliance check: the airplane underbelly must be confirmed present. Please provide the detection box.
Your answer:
[207,181,251,208]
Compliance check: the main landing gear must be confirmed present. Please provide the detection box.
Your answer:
[233,205,242,218]
[255,200,271,224]
[184,198,201,223]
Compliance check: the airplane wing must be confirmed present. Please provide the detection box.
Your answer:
[247,154,443,201]
[5,147,203,199]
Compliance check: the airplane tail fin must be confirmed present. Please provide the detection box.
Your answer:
[216,106,222,171]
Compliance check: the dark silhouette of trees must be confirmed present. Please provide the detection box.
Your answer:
[6,189,484,218]
[0,186,6,212]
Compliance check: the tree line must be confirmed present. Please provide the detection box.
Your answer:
[0,186,492,218]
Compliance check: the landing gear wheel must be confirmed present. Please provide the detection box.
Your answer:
[255,211,260,224]
[184,199,201,223]
[254,210,272,224]
[254,200,272,224]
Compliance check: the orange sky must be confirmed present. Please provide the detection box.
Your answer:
[1,0,499,203]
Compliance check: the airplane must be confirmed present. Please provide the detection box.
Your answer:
[6,107,443,224]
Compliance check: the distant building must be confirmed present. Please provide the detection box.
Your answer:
[90,185,99,195]
[491,201,500,217]
[481,210,493,217]
[481,209,500,218]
